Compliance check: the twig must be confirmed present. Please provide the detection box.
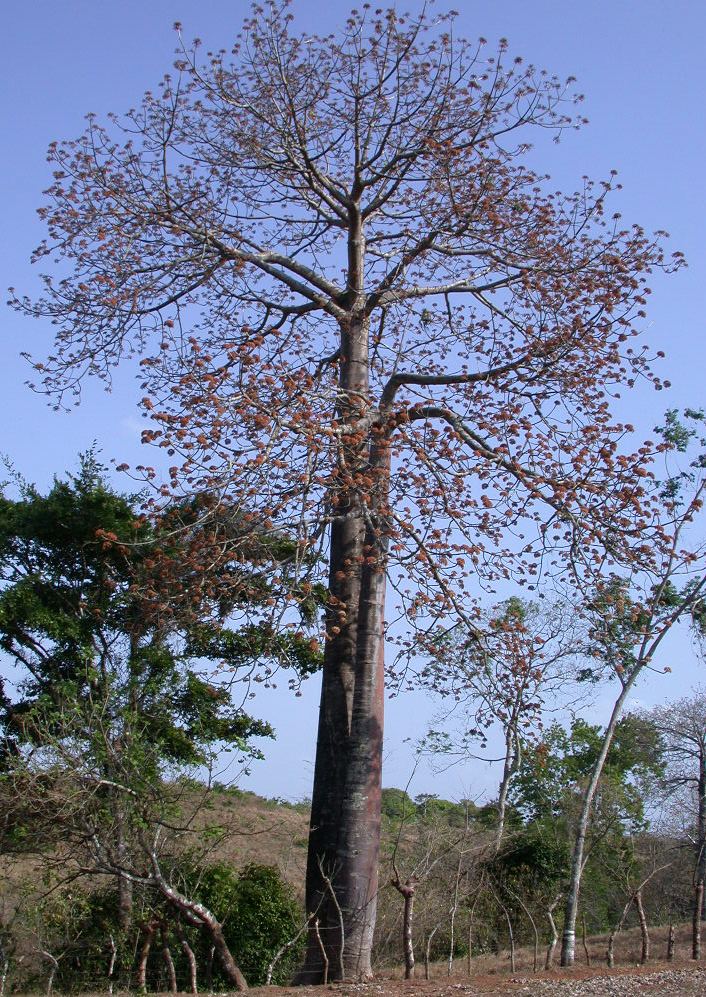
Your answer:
[311,915,328,985]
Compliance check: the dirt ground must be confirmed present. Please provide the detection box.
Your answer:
[256,962,706,996]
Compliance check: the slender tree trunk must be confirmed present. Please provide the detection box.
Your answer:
[136,921,156,993]
[504,882,538,972]
[116,819,133,931]
[545,897,559,971]
[0,932,11,997]
[606,895,632,969]
[581,912,591,966]
[424,924,440,980]
[207,921,248,992]
[41,951,58,997]
[391,877,416,979]
[107,934,117,994]
[311,917,328,985]
[0,955,8,997]
[448,850,464,976]
[175,923,198,996]
[561,676,636,966]
[505,909,516,974]
[298,312,392,982]
[402,888,415,979]
[693,751,706,960]
[145,862,248,992]
[667,922,675,962]
[633,891,649,964]
[693,882,704,961]
[524,896,540,972]
[205,946,215,992]
[493,731,520,856]
[160,925,177,993]
[467,877,484,976]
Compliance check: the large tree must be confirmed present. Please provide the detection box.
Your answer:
[15,3,683,979]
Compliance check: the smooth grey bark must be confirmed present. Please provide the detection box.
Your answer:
[493,727,521,855]
[634,890,649,964]
[545,896,560,970]
[561,674,637,966]
[41,951,58,997]
[390,871,417,979]
[424,924,440,980]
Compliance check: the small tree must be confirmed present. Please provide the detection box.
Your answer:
[640,689,706,959]
[419,597,583,854]
[557,409,706,965]
[559,578,706,964]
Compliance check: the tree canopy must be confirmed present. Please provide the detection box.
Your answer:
[12,1,695,980]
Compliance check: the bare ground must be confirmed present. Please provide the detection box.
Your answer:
[254,963,706,997]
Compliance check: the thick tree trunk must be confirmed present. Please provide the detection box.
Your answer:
[297,300,391,982]
[297,520,387,980]
[667,922,675,961]
[561,676,635,966]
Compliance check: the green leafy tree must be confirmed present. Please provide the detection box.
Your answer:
[503,716,664,948]
[511,717,664,830]
[0,457,320,989]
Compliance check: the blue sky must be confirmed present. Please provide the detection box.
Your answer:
[2,0,705,801]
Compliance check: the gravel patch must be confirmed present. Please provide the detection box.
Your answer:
[508,968,706,995]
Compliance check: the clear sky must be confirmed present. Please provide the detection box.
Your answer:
[2,0,705,802]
